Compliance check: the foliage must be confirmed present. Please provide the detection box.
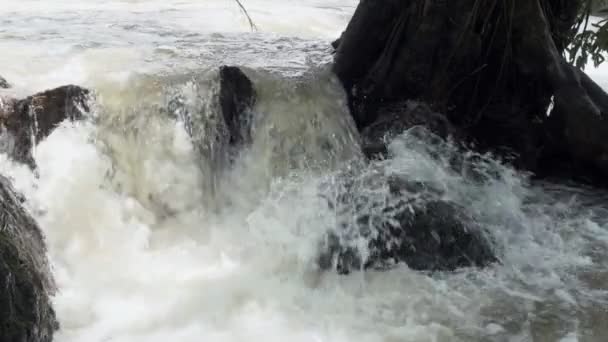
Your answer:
[568,0,608,68]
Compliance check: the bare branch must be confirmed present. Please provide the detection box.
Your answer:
[234,0,257,32]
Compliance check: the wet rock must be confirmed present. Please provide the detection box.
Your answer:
[169,66,256,195]
[318,173,497,274]
[0,85,90,166]
[361,101,460,159]
[171,65,256,155]
[217,66,256,147]
[0,175,57,342]
[0,76,10,89]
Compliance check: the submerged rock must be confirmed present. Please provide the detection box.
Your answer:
[0,85,90,166]
[0,175,57,342]
[318,172,497,274]
[0,76,10,89]
[361,101,459,159]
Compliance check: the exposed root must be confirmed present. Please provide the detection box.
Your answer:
[333,0,608,184]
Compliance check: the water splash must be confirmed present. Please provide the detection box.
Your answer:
[1,74,605,340]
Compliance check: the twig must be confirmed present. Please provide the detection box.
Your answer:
[234,0,257,32]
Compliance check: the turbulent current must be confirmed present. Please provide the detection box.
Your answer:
[1,1,608,341]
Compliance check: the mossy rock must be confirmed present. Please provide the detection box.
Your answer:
[0,176,57,342]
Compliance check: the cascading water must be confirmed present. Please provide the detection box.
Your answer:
[1,1,608,341]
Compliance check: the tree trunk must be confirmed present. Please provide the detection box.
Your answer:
[334,0,608,185]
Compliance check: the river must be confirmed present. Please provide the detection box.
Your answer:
[1,1,608,341]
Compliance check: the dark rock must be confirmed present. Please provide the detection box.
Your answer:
[170,65,256,175]
[171,65,256,155]
[218,66,256,148]
[168,66,256,198]
[361,101,460,159]
[0,85,90,167]
[0,175,57,342]
[317,172,498,274]
[0,76,10,89]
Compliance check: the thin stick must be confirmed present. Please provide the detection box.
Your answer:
[234,0,257,32]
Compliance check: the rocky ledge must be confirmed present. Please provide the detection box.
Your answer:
[1,85,90,167]
[0,175,57,342]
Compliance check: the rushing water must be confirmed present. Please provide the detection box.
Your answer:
[2,1,608,341]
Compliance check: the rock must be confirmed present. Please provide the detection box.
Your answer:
[0,85,90,166]
[217,66,256,148]
[317,172,498,274]
[169,66,256,195]
[0,76,10,89]
[0,175,57,342]
[361,101,460,159]
[170,65,256,155]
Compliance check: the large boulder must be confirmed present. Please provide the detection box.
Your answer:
[0,76,10,89]
[0,175,57,342]
[317,171,498,274]
[0,85,90,166]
